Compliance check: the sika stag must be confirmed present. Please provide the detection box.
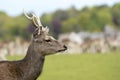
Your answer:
[0,11,67,80]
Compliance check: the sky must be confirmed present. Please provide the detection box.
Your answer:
[0,0,120,16]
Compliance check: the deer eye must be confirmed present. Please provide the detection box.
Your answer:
[45,39,51,42]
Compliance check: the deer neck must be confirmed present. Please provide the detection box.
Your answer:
[20,44,45,80]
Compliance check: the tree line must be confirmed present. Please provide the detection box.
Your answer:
[0,3,120,41]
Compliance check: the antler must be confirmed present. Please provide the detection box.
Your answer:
[23,10,49,34]
[23,10,43,28]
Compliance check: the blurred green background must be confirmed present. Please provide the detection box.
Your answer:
[0,3,120,41]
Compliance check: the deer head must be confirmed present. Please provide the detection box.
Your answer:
[24,11,67,55]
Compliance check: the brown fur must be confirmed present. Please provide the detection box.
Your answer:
[0,12,67,80]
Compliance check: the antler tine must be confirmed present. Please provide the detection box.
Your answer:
[32,16,39,27]
[36,16,43,27]
[23,10,39,27]
[24,9,43,29]
[23,10,33,20]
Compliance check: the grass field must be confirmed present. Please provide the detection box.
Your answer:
[7,53,120,80]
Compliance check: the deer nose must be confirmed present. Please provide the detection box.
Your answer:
[64,45,67,50]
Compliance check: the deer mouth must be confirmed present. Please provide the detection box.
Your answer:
[57,49,66,52]
[57,45,67,52]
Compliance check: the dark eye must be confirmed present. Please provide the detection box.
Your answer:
[45,39,51,42]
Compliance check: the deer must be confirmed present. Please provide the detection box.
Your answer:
[0,11,67,80]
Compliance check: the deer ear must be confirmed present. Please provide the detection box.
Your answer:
[33,28,41,37]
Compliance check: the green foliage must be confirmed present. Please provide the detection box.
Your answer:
[0,3,120,40]
[62,17,78,32]
[112,3,120,27]
[0,13,30,41]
